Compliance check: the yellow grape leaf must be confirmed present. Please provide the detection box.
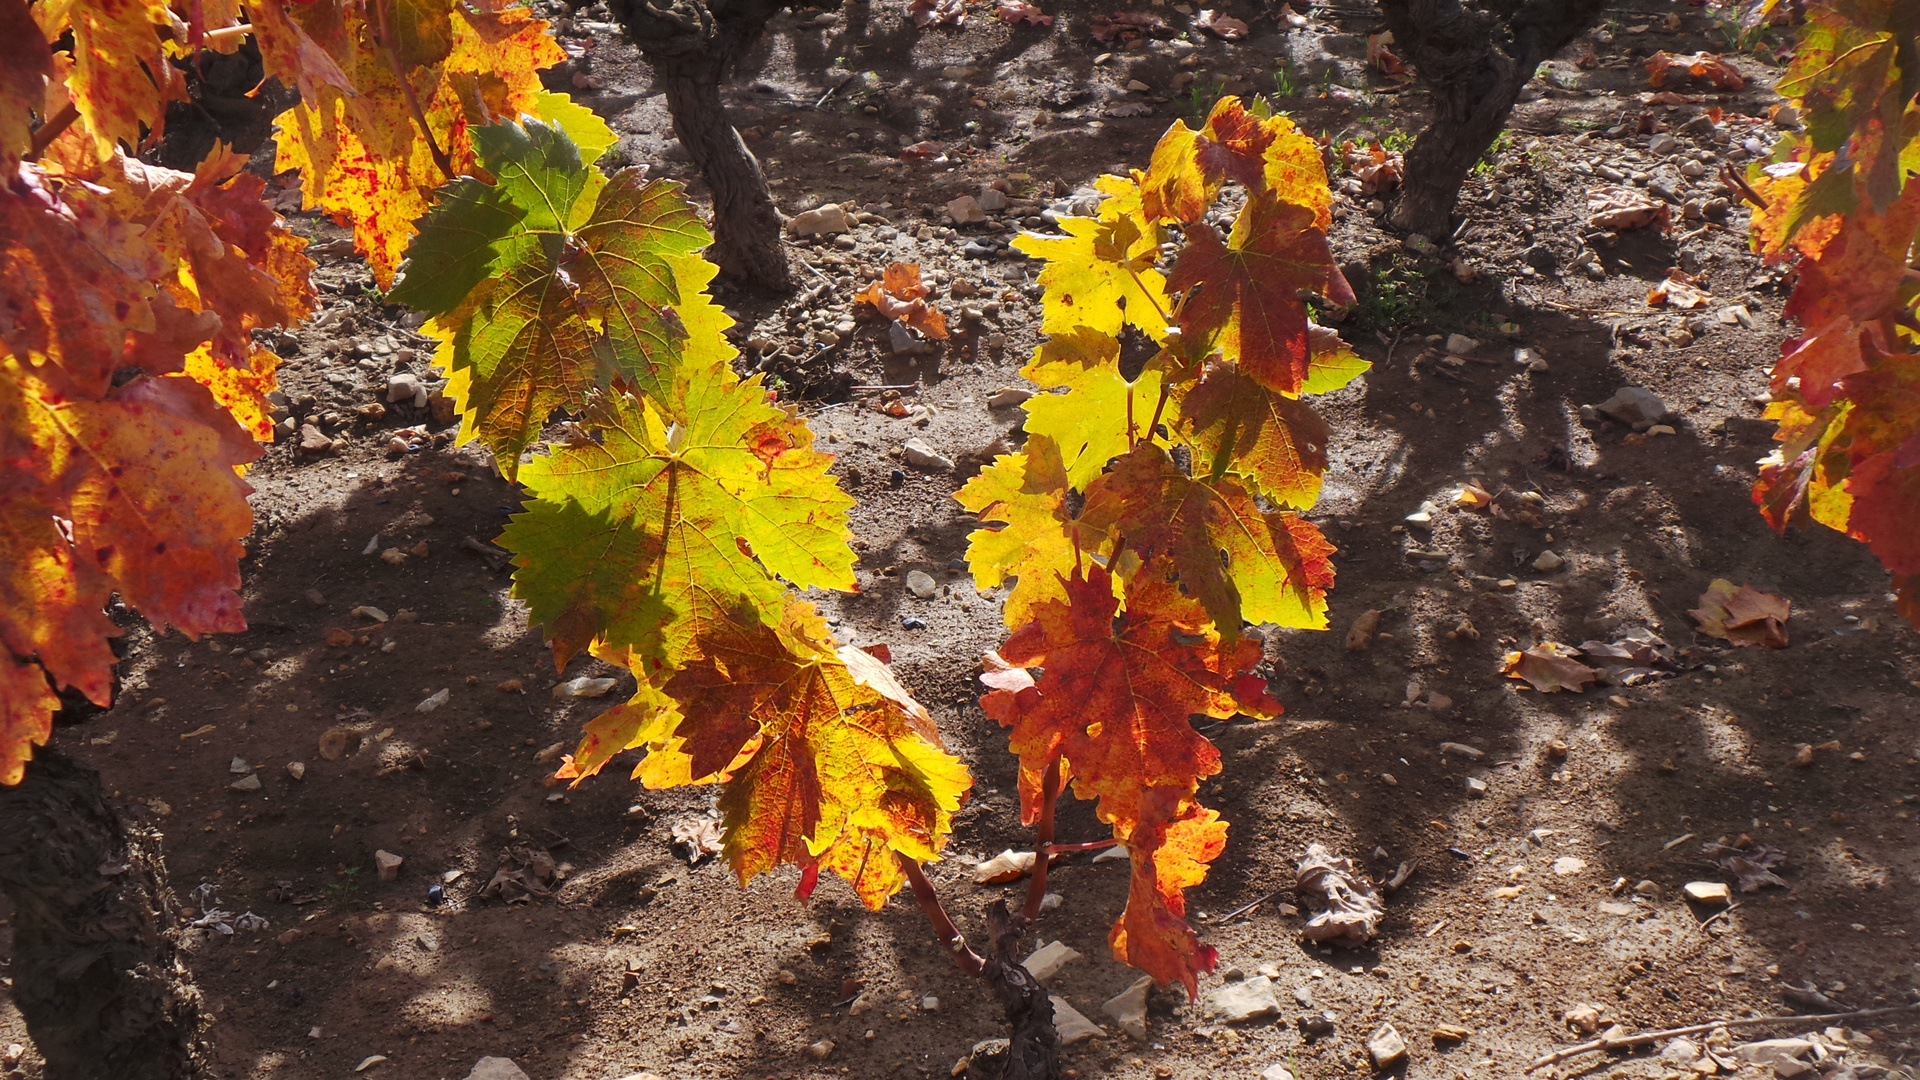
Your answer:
[1020,328,1166,490]
[1138,97,1332,229]
[1083,442,1336,634]
[501,371,855,675]
[657,600,970,908]
[1013,211,1169,340]
[955,434,1113,627]
[1300,323,1371,395]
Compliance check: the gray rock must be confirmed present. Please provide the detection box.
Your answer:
[298,424,333,455]
[1367,1023,1409,1069]
[902,438,954,472]
[787,203,851,236]
[887,321,935,355]
[1292,984,1314,1007]
[228,773,262,792]
[1300,1011,1337,1036]
[1523,244,1559,271]
[906,570,938,599]
[977,187,1009,212]
[1206,974,1280,1023]
[1595,386,1669,428]
[229,757,252,775]
[386,373,423,404]
[1532,550,1566,572]
[1464,776,1488,797]
[947,195,987,225]
[464,1059,531,1080]
[1102,976,1151,1039]
[1020,940,1082,982]
[1648,134,1680,156]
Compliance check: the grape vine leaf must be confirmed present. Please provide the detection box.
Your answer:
[1083,442,1336,634]
[501,371,856,676]
[1178,361,1330,509]
[399,118,712,463]
[1168,195,1354,395]
[1012,196,1170,339]
[65,0,182,158]
[955,433,1114,627]
[855,262,949,340]
[0,0,52,171]
[1110,795,1225,995]
[1018,327,1166,489]
[268,0,565,284]
[978,565,1275,991]
[1139,97,1332,228]
[655,600,970,908]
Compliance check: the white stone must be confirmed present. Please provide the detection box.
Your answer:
[1050,996,1103,1044]
[552,676,618,699]
[902,438,954,472]
[787,203,852,236]
[1206,974,1280,1023]
[463,1059,532,1080]
[1020,940,1083,983]
[1368,1023,1409,1069]
[1532,550,1566,572]
[1683,881,1733,904]
[1733,1039,1816,1068]
[228,773,262,792]
[1445,334,1478,356]
[229,757,251,775]
[977,187,1009,212]
[1552,856,1588,876]
[416,688,450,712]
[906,570,938,599]
[1102,976,1151,1039]
[987,387,1033,409]
[1260,1067,1296,1080]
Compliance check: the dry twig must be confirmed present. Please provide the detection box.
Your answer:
[1523,1000,1920,1073]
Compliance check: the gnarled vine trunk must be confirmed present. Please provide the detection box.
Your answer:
[1377,0,1610,238]
[608,0,795,291]
[0,748,209,1080]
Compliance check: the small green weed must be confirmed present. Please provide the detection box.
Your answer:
[1273,59,1297,98]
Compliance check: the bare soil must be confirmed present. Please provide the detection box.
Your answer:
[4,2,1919,1079]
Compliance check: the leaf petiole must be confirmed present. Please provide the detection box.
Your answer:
[898,855,986,976]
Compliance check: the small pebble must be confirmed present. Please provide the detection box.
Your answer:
[906,570,938,599]
[900,616,927,631]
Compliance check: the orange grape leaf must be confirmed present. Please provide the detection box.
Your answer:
[64,0,184,158]
[978,565,1271,990]
[1690,579,1790,648]
[1168,195,1353,395]
[0,654,59,786]
[854,262,949,340]
[654,601,970,908]
[267,0,565,285]
[1082,442,1336,633]
[0,0,53,172]
[1109,795,1225,995]
[501,371,855,676]
[1499,643,1599,692]
[1177,361,1330,509]
[1138,97,1330,228]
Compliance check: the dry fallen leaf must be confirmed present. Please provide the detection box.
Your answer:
[1690,579,1789,648]
[856,262,950,340]
[1501,643,1600,693]
[1089,11,1167,41]
[994,0,1053,25]
[908,0,966,26]
[318,728,355,761]
[1296,844,1383,946]
[1587,184,1671,232]
[1342,141,1403,196]
[1453,480,1493,509]
[972,848,1038,883]
[1367,31,1410,77]
[1645,50,1745,90]
[1346,609,1383,652]
[1699,841,1788,892]
[1193,8,1248,39]
[670,817,726,865]
[1648,277,1709,309]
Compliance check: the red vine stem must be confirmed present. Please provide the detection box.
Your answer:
[898,855,986,976]
[373,0,453,180]
[1019,758,1062,924]
[1044,840,1115,854]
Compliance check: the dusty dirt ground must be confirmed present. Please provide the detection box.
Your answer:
[4,1,1920,1079]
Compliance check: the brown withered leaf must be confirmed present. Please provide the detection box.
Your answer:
[1587,184,1671,232]
[1645,50,1745,90]
[1690,579,1789,648]
[1699,841,1788,893]
[1296,844,1382,946]
[1193,8,1248,39]
[855,262,950,339]
[1501,643,1599,693]
[670,816,726,865]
